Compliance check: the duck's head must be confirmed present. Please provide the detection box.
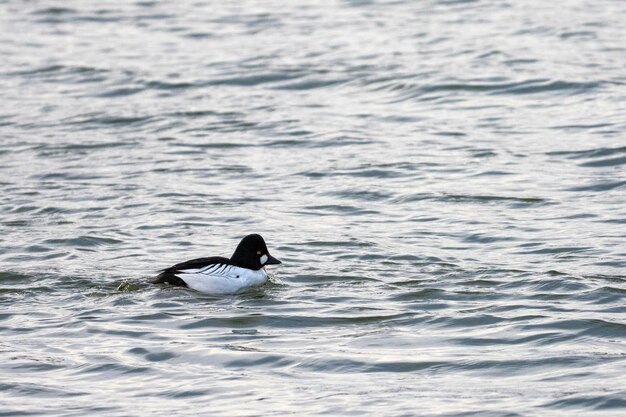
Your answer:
[231,234,281,270]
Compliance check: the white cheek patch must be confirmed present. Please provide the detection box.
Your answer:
[260,254,268,264]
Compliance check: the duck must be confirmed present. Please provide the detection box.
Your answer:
[153,234,281,294]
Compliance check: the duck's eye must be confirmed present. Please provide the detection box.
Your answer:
[257,251,262,255]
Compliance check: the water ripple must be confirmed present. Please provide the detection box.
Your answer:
[1,0,625,415]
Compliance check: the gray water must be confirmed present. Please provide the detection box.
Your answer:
[1,0,625,415]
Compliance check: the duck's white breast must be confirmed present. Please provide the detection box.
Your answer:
[176,264,268,294]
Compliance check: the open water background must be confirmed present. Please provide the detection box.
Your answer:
[1,0,625,415]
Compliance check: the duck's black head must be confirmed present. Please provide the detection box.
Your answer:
[230,234,281,270]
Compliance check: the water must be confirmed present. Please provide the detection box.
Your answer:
[1,0,625,415]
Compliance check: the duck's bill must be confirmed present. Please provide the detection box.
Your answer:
[265,254,282,265]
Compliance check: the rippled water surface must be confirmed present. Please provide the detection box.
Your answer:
[1,0,625,415]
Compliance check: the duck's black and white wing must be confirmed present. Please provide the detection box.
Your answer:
[152,257,232,286]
